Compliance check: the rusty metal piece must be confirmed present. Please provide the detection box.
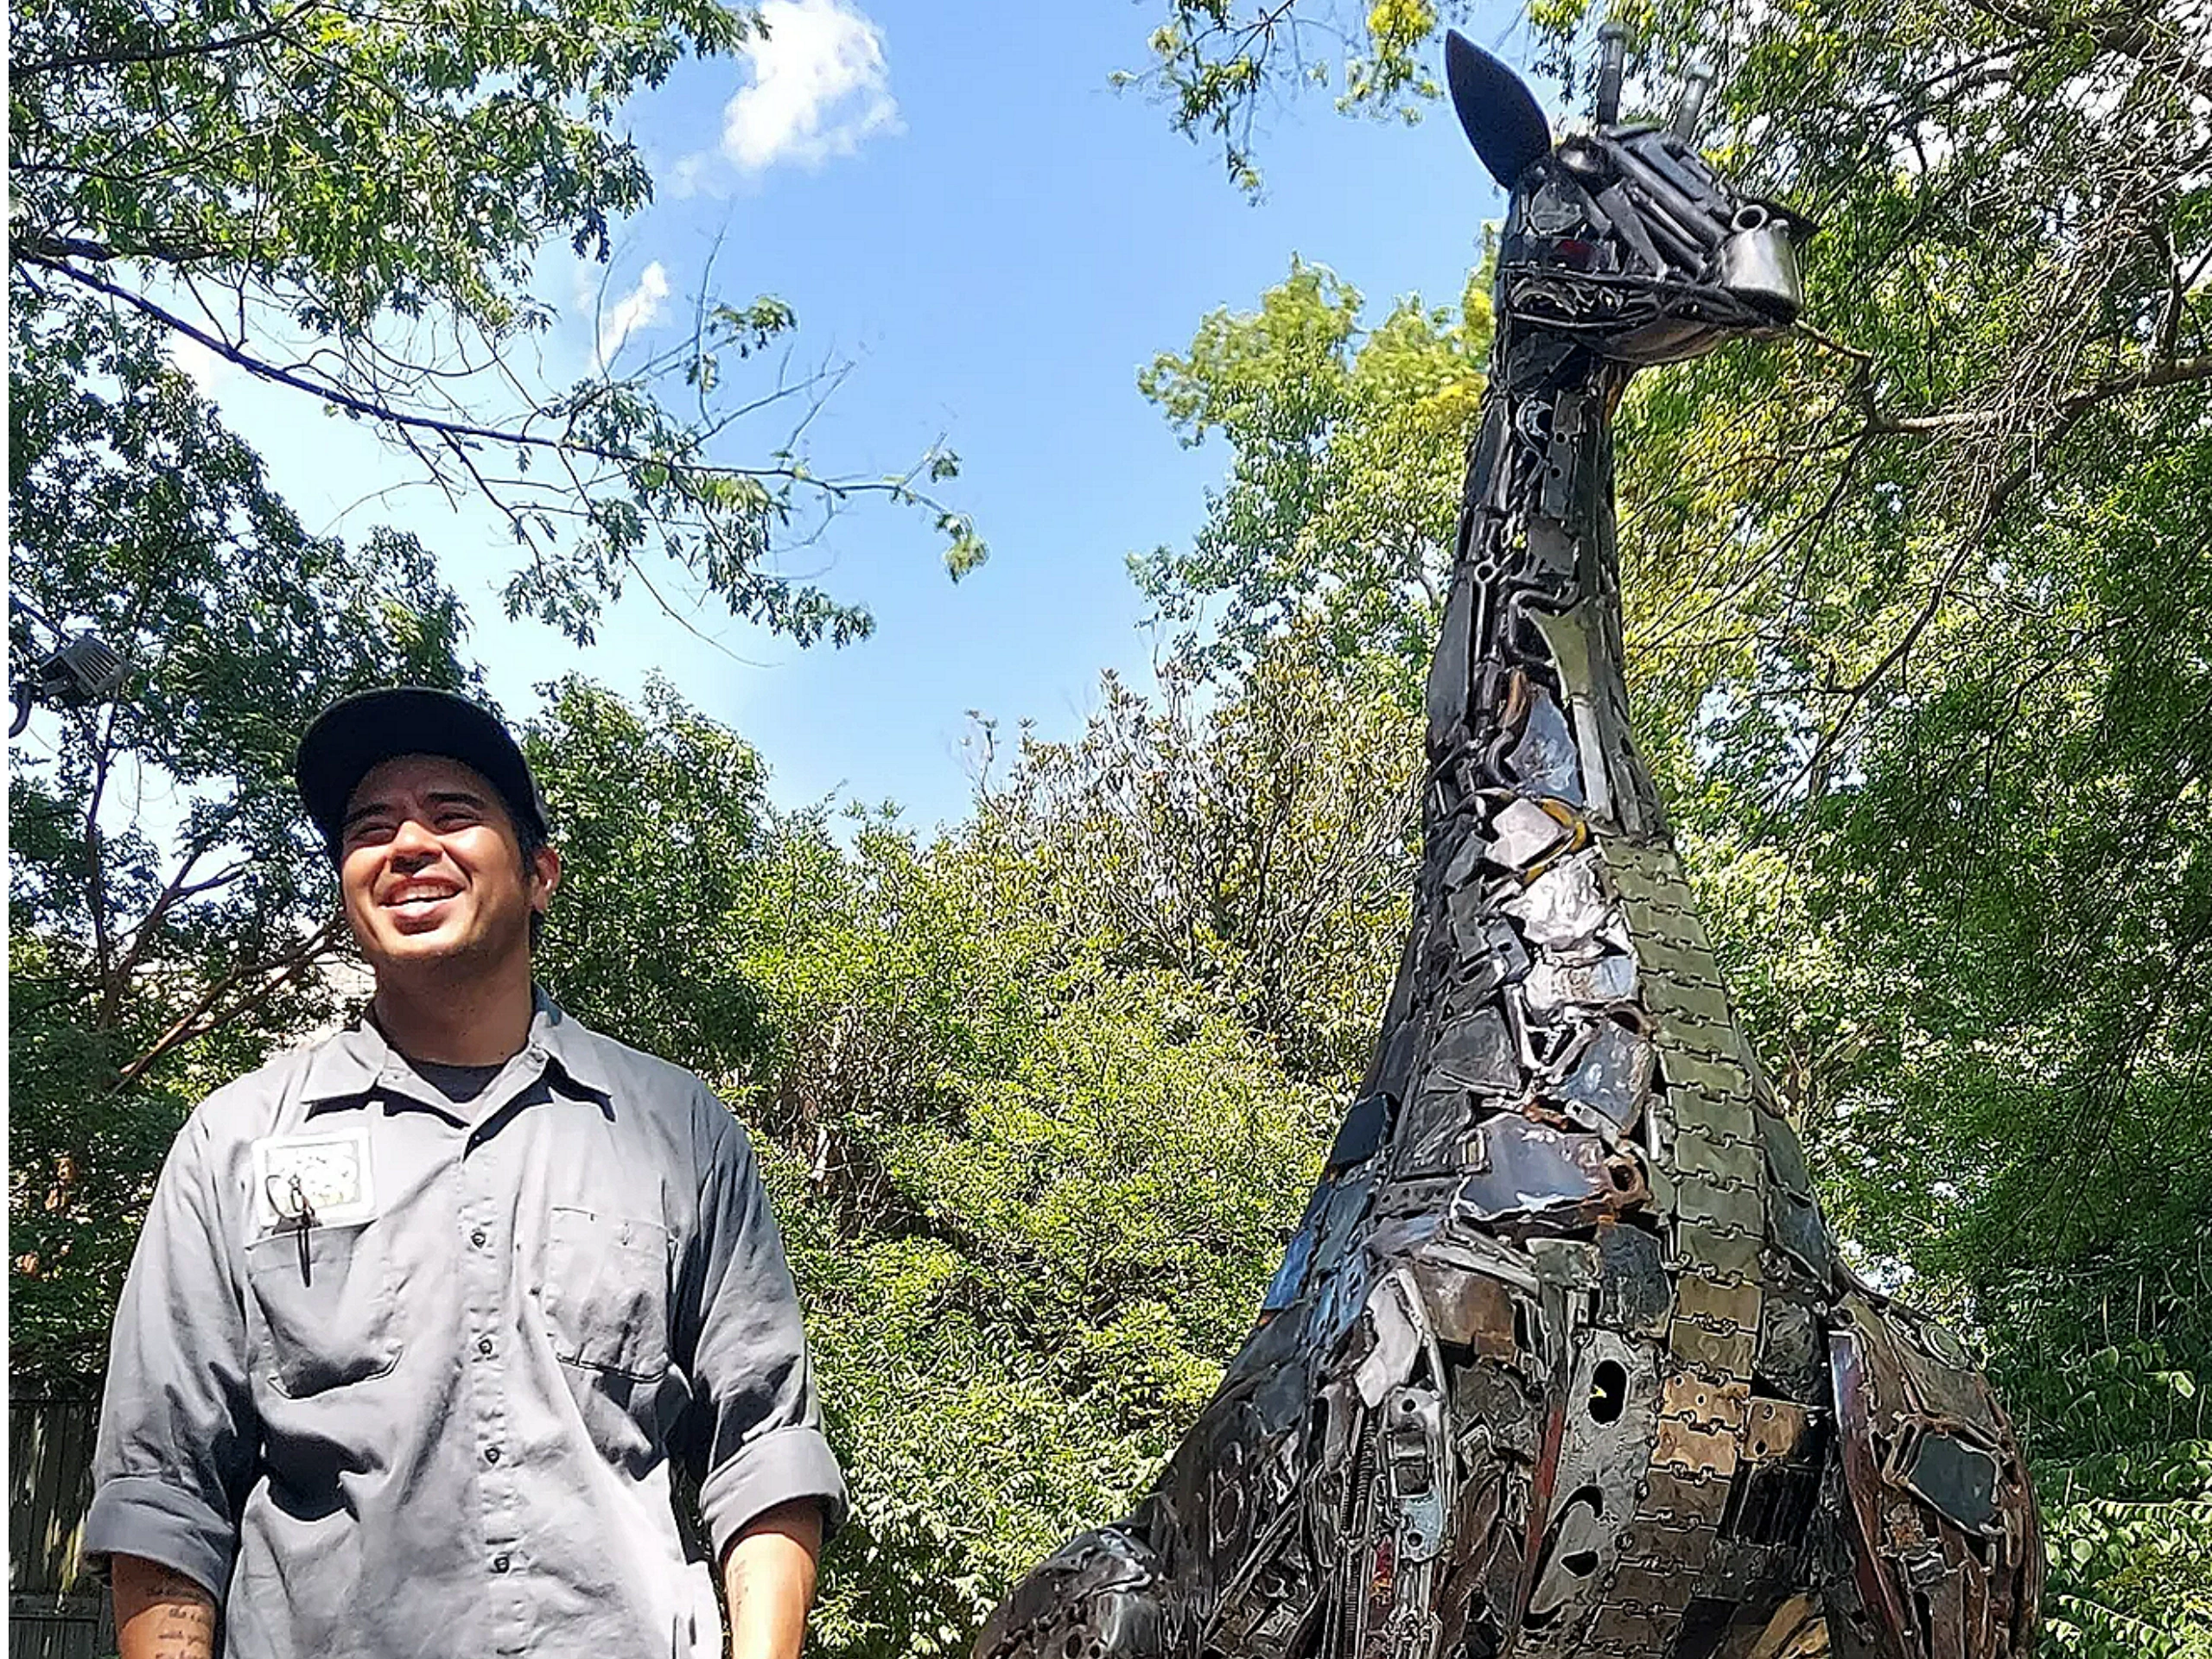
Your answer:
[1673,1128,1763,1187]
[1743,1398,1812,1464]
[1525,949,1639,1013]
[1506,685,1586,804]
[1654,1415,1741,1481]
[1675,1177,1766,1241]
[1639,966,1738,1032]
[1596,1223,1672,1337]
[1456,1118,1619,1225]
[1412,1258,1519,1358]
[1888,1318,2005,1440]
[1670,1319,1760,1378]
[1637,1468,1731,1531]
[1607,1561,1684,1612]
[1429,1007,1523,1096]
[1419,1229,1544,1296]
[1656,1049,1751,1101]
[1897,1429,2002,1536]
[1674,1216,1766,1281]
[1664,1086,1758,1146]
[1586,1602,1682,1649]
[1557,1020,1656,1131]
[1618,1508,1726,1566]
[1502,850,1613,947]
[1660,1371,1750,1432]
[1488,797,1578,871]
[1395,1088,1477,1178]
[1756,1295,1827,1402]
[1454,1359,1543,1462]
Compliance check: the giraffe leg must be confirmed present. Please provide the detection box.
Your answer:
[1820,1290,2044,1659]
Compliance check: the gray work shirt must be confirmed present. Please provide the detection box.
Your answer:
[85,993,845,1658]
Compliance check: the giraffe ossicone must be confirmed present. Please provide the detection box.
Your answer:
[975,31,2044,1659]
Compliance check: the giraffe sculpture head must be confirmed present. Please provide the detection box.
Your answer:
[1446,28,1812,365]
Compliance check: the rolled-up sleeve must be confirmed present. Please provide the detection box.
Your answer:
[679,1109,846,1560]
[84,1110,257,1599]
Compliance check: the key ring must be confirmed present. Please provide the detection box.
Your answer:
[264,1173,319,1283]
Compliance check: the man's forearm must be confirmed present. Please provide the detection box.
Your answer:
[721,1499,823,1659]
[112,1553,218,1659]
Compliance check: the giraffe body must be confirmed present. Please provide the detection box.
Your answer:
[976,32,2043,1659]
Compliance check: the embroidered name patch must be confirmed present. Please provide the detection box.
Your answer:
[252,1127,377,1230]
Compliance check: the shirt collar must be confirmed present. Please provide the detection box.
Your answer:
[299,987,613,1104]
[524,990,613,1096]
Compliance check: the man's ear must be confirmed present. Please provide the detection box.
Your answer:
[1446,30,1553,192]
[530,844,562,913]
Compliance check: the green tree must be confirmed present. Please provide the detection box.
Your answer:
[526,673,778,1078]
[718,637,1428,1654]
[8,305,474,1389]
[971,627,1421,1082]
[1135,258,1490,680]
[727,810,1336,1659]
[9,0,982,646]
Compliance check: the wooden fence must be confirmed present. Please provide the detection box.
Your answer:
[10,1398,111,1659]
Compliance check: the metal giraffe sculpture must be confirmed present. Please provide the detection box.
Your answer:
[976,31,2043,1659]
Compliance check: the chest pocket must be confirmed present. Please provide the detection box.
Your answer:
[541,1205,671,1381]
[244,1223,402,1398]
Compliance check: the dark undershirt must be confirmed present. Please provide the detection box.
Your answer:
[406,1058,507,1104]
[364,1007,514,1105]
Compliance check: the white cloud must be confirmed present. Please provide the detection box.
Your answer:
[596,261,671,368]
[721,0,900,174]
[666,151,715,201]
[168,332,239,391]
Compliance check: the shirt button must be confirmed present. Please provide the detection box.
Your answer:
[484,1446,502,1465]
[477,1337,494,1358]
[491,1554,511,1574]
[470,1227,488,1248]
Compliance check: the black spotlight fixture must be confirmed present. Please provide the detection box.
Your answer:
[10,594,131,737]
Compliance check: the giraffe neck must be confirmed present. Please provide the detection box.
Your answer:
[1421,340,1663,848]
[1354,334,1670,1104]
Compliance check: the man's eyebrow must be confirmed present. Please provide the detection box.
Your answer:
[424,788,491,809]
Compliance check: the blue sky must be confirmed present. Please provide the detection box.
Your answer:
[186,0,1527,831]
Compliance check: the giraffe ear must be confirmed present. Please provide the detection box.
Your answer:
[1446,31,1552,191]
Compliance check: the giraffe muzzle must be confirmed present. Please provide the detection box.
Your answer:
[1719,206,1806,323]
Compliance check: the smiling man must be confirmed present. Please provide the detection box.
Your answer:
[84,686,843,1659]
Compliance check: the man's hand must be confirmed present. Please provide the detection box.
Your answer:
[721,1499,823,1659]
[112,1553,218,1659]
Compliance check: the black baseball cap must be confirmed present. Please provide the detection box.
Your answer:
[295,687,551,858]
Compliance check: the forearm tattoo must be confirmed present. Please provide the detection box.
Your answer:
[119,1560,217,1659]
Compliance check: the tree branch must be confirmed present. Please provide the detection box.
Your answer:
[112,851,251,991]
[1779,354,2211,806]
[111,915,343,1093]
[83,708,119,1029]
[17,249,930,499]
[1857,357,2212,436]
[13,4,312,77]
